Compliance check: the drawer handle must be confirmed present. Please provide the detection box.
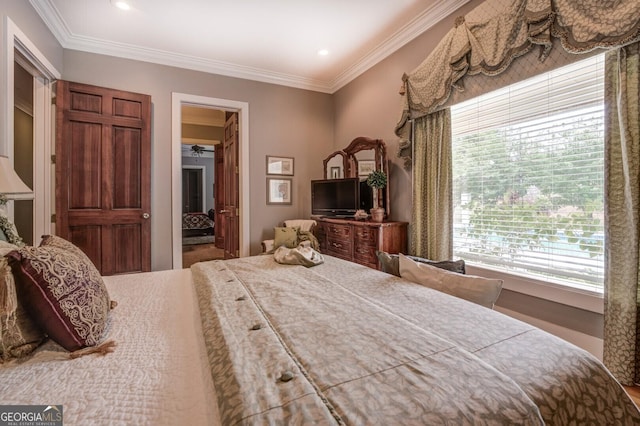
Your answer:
[357,248,368,254]
[357,232,369,238]
[331,242,342,249]
[331,228,341,234]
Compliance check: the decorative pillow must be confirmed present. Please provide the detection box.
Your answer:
[7,241,111,351]
[398,254,502,309]
[0,214,24,247]
[40,234,97,267]
[0,242,45,361]
[376,251,466,276]
[273,226,299,249]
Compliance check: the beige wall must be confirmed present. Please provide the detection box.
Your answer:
[331,0,603,343]
[62,50,333,269]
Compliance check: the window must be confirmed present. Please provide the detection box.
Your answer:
[451,54,605,291]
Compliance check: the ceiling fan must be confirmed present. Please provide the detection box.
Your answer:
[191,144,214,156]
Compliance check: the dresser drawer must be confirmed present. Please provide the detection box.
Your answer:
[314,218,407,270]
[326,237,352,259]
[326,223,351,240]
[353,244,377,266]
[353,226,378,246]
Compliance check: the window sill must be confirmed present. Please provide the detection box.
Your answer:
[465,264,604,314]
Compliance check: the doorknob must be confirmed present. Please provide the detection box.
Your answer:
[142,213,150,219]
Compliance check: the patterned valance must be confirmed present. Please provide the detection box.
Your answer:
[395,0,640,165]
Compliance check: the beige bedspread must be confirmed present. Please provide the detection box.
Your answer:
[0,269,219,426]
[192,255,640,425]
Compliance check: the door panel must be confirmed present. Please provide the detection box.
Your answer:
[69,122,101,209]
[113,127,142,208]
[214,145,225,249]
[223,113,239,259]
[56,80,151,275]
[112,224,142,271]
[69,225,102,271]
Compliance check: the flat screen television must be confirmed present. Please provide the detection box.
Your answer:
[311,178,373,217]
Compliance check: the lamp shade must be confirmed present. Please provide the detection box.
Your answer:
[0,156,33,196]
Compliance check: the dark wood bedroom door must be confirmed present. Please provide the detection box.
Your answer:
[182,168,203,212]
[223,112,239,259]
[214,143,225,249]
[55,80,151,275]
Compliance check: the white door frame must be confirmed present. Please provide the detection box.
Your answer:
[181,165,206,213]
[171,93,250,269]
[3,17,60,239]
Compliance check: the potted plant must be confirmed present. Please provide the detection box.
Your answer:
[366,169,387,222]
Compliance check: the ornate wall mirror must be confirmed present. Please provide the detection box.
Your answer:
[343,137,389,217]
[323,150,348,179]
[321,137,390,217]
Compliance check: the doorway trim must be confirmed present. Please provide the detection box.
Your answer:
[171,92,250,268]
[3,17,60,240]
[181,165,206,213]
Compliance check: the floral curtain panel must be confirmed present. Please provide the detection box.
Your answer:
[396,0,640,163]
[603,42,640,386]
[410,110,453,261]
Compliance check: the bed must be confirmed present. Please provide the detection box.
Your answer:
[1,254,639,425]
[0,268,219,425]
[182,212,214,238]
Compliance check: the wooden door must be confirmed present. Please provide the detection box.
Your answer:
[55,80,151,275]
[223,113,239,259]
[182,168,203,212]
[214,144,225,249]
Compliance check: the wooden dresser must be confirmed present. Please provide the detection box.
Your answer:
[314,217,407,269]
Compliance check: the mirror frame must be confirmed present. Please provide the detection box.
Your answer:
[344,136,389,217]
[322,150,349,179]
[321,137,390,217]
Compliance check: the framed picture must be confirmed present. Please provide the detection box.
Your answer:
[267,178,292,205]
[358,160,376,177]
[266,156,294,176]
[330,166,340,179]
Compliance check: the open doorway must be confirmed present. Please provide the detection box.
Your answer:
[171,93,250,269]
[3,18,60,244]
[180,106,223,267]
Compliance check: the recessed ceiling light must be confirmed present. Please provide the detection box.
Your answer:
[112,0,131,10]
[317,49,329,56]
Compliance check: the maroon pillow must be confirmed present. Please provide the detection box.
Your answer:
[40,234,96,265]
[7,240,110,351]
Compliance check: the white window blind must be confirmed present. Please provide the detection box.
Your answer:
[451,54,605,291]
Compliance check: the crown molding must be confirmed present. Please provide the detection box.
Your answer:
[30,0,469,94]
[329,0,471,92]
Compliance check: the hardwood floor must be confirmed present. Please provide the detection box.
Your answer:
[182,242,225,268]
[624,386,640,408]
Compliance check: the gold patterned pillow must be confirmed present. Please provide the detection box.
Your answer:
[7,240,111,351]
[273,226,299,249]
[0,241,45,361]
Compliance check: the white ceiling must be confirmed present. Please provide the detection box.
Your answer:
[30,0,470,93]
